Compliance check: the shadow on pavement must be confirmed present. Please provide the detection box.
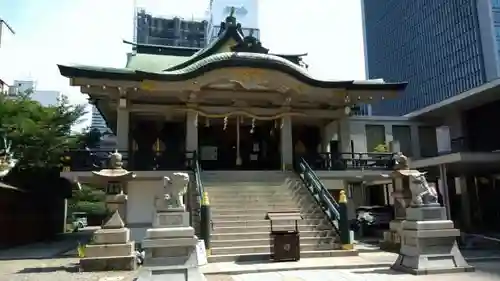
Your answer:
[16,262,79,274]
[469,261,500,278]
[0,227,96,261]
[350,268,406,275]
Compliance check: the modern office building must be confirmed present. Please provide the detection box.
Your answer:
[91,105,111,134]
[362,0,500,116]
[9,80,61,106]
[134,9,207,48]
[206,0,259,43]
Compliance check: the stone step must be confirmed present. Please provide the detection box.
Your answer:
[211,208,302,216]
[210,203,321,212]
[212,212,324,221]
[206,190,300,197]
[203,186,295,190]
[211,236,336,248]
[209,202,315,209]
[212,219,327,228]
[207,249,357,263]
[211,243,337,256]
[209,199,314,206]
[212,224,333,234]
[204,182,288,187]
[211,230,336,241]
[208,191,310,199]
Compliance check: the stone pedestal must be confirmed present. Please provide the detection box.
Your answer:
[391,206,474,275]
[138,172,205,281]
[138,210,205,281]
[381,177,411,252]
[106,193,127,223]
[80,211,136,271]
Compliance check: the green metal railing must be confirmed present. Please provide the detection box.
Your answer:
[191,151,211,255]
[296,158,340,233]
[296,157,352,248]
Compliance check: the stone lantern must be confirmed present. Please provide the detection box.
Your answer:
[92,150,135,222]
[80,150,137,272]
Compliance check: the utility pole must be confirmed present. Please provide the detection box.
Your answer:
[0,18,15,48]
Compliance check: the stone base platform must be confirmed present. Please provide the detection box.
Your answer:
[138,266,207,281]
[80,255,136,271]
[391,206,474,275]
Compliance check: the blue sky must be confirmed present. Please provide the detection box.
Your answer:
[0,0,366,129]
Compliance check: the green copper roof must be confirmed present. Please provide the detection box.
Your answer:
[58,14,408,91]
[126,53,189,72]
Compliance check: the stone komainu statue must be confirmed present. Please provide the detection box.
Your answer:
[409,172,439,206]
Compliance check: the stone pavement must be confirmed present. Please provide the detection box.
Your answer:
[0,227,96,261]
[0,257,136,281]
[201,252,397,275]
[205,262,500,281]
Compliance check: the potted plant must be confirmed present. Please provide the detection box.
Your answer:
[373,143,388,153]
[372,143,389,167]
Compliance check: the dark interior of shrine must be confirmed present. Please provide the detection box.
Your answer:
[127,116,323,171]
[198,119,281,170]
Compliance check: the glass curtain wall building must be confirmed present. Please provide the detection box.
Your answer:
[362,0,500,116]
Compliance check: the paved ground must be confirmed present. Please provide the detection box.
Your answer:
[2,232,500,281]
[1,258,500,281]
[205,262,500,281]
[0,257,136,281]
[0,227,97,261]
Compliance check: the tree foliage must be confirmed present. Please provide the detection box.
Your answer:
[76,127,102,149]
[68,184,107,215]
[0,92,86,169]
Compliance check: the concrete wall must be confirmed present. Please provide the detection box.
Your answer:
[127,179,161,241]
[125,171,192,242]
[322,116,426,158]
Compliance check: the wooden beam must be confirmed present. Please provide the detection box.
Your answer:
[110,103,348,119]
[71,78,140,88]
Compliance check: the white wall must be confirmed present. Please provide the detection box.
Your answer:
[322,116,425,158]
[127,179,163,241]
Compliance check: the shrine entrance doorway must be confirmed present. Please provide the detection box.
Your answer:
[198,119,281,170]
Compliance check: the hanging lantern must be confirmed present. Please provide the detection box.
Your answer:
[205,117,210,127]
[223,116,228,130]
[274,119,278,128]
[194,113,198,128]
[250,118,255,134]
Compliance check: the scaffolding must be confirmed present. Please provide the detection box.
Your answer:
[132,4,208,48]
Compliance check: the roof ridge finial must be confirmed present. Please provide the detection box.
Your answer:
[225,6,237,26]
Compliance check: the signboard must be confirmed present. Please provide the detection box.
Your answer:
[196,240,208,266]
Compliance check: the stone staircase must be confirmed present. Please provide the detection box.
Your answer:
[201,171,356,262]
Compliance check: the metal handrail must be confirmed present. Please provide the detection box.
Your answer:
[296,157,340,235]
[192,151,204,201]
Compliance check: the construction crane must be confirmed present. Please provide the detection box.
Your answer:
[0,18,15,48]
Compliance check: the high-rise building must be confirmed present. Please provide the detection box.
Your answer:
[207,0,259,43]
[9,80,61,106]
[134,9,207,48]
[91,105,110,134]
[362,0,500,116]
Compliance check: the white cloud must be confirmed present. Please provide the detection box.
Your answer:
[1,0,365,131]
